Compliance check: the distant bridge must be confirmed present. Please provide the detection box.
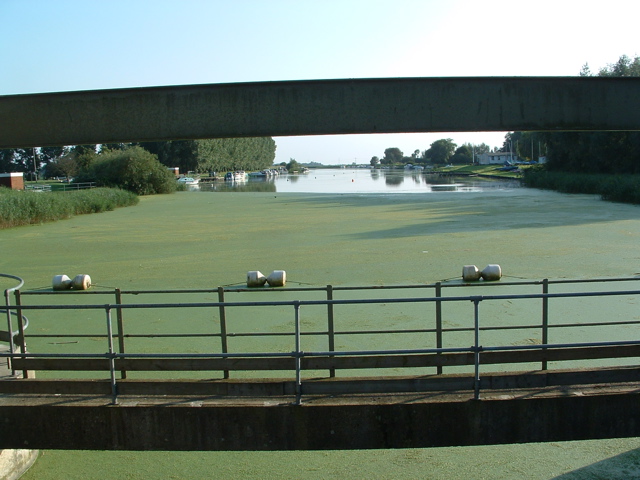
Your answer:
[3,277,640,450]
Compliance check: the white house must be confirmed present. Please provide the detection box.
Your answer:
[476,152,522,165]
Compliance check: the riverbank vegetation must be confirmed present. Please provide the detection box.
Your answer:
[522,168,640,204]
[0,187,138,229]
[1,137,277,182]
[74,146,177,195]
[370,141,494,168]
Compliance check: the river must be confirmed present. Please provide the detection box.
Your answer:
[194,167,522,194]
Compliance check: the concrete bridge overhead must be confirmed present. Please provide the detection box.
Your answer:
[1,76,640,148]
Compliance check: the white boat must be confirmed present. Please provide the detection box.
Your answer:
[224,171,247,182]
[177,177,199,185]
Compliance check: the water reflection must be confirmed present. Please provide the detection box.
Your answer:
[194,168,521,193]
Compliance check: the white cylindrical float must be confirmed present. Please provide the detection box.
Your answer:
[266,270,287,287]
[71,274,92,290]
[481,264,502,281]
[246,270,267,287]
[52,274,72,290]
[462,265,481,282]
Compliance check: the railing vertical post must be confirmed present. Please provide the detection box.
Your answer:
[294,301,302,405]
[326,285,335,378]
[15,290,28,378]
[217,287,229,379]
[115,289,127,379]
[542,278,549,371]
[435,282,443,375]
[4,288,15,376]
[473,298,481,400]
[105,306,118,405]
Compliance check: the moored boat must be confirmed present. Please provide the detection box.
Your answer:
[177,176,199,185]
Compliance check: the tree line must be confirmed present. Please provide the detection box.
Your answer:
[371,141,495,167]
[139,137,276,174]
[0,137,277,180]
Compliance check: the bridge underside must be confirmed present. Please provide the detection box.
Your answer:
[2,77,640,148]
[1,367,639,450]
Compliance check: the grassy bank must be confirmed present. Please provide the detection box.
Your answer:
[437,164,524,178]
[0,187,139,229]
[523,168,640,204]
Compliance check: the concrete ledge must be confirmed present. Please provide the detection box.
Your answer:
[1,365,638,396]
[0,382,639,450]
[0,449,38,480]
[2,367,639,450]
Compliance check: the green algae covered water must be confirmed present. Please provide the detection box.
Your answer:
[20,441,640,480]
[3,181,640,479]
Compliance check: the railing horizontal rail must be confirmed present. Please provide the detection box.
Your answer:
[11,288,640,311]
[10,343,640,372]
[24,317,640,340]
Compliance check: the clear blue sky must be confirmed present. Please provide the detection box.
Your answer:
[2,0,638,164]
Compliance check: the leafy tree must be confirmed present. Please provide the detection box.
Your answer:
[139,140,199,174]
[424,139,456,165]
[468,142,491,156]
[38,146,67,179]
[196,137,276,173]
[449,145,473,165]
[580,63,592,77]
[47,153,79,180]
[71,144,98,156]
[0,149,16,172]
[79,146,176,195]
[39,146,65,165]
[597,54,640,77]
[139,137,276,174]
[381,147,403,165]
[11,149,38,179]
[101,143,130,151]
[370,156,380,167]
[286,158,300,173]
[408,149,423,164]
[502,132,546,161]
[63,145,100,172]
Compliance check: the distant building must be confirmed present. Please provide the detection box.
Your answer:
[0,172,24,190]
[476,152,522,165]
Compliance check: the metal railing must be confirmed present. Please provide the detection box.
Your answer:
[24,184,52,192]
[3,277,640,404]
[2,273,25,376]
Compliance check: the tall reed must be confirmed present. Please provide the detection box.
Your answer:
[522,169,640,204]
[0,187,139,229]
